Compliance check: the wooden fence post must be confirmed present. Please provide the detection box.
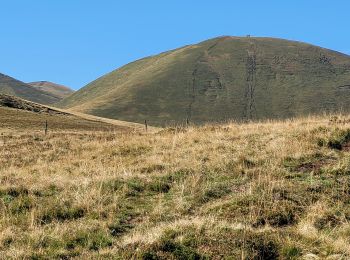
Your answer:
[45,120,48,135]
[144,120,148,132]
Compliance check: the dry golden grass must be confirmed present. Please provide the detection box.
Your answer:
[0,94,158,133]
[0,113,350,259]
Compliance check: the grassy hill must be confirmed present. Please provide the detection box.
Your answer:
[0,94,148,133]
[0,73,66,105]
[0,114,350,258]
[59,36,350,126]
[28,81,74,100]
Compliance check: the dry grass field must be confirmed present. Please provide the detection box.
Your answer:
[0,107,128,134]
[0,94,152,134]
[1,112,350,259]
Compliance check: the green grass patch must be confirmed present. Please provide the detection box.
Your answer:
[38,203,86,224]
[118,145,152,156]
[65,229,113,252]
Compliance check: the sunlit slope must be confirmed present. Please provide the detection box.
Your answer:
[0,94,152,132]
[59,36,350,125]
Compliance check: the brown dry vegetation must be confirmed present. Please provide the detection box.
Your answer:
[0,107,129,133]
[0,94,154,134]
[1,114,350,259]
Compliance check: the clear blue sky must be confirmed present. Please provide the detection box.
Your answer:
[1,0,349,90]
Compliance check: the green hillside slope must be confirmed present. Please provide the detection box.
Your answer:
[59,36,350,125]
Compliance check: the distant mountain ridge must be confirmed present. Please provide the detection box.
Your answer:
[0,73,73,105]
[58,36,350,126]
[28,81,74,99]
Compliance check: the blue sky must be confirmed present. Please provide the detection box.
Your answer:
[1,0,349,90]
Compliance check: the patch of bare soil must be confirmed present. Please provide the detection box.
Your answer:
[295,157,335,174]
[341,141,350,151]
[296,161,325,173]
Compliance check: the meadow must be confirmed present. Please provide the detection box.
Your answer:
[0,112,350,259]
